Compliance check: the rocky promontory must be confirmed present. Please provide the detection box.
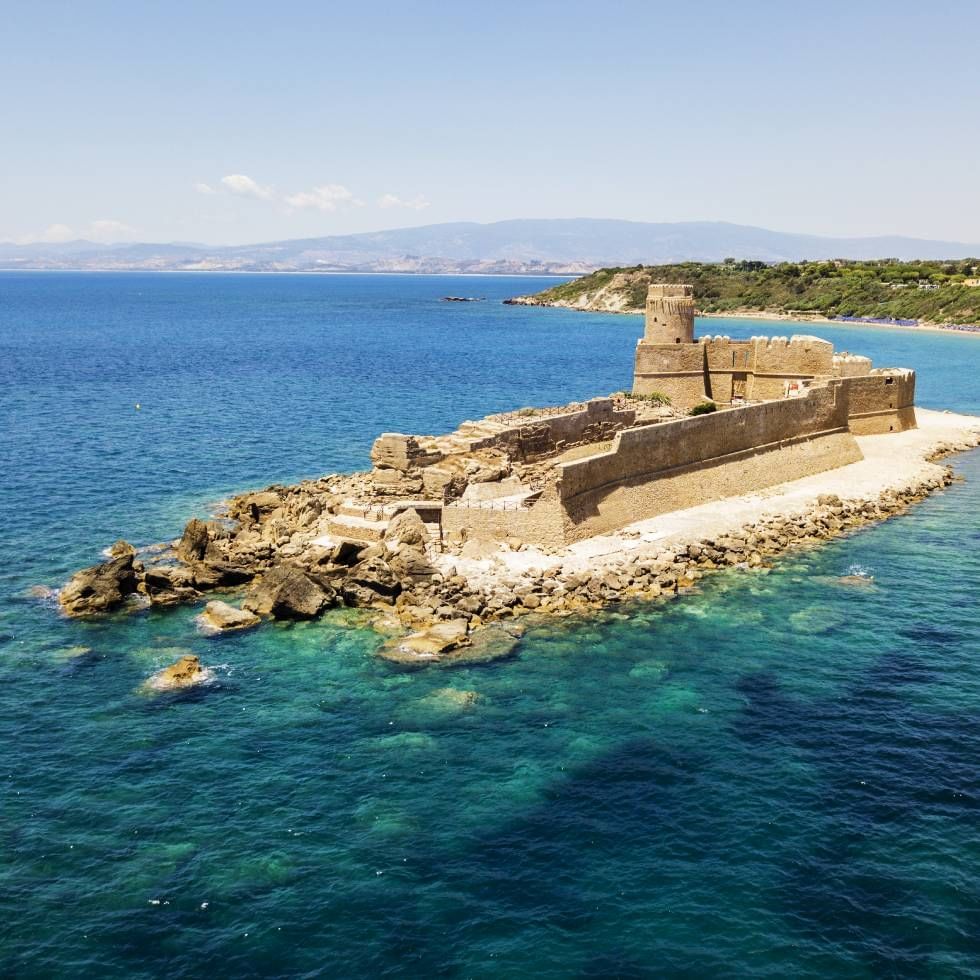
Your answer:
[56,407,980,667]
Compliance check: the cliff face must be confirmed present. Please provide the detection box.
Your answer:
[507,269,648,314]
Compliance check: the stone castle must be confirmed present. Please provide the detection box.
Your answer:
[332,285,916,550]
[634,284,916,427]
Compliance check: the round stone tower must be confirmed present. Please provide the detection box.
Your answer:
[644,283,695,344]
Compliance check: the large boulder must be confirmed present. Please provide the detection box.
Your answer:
[387,545,438,582]
[243,565,333,619]
[143,564,194,590]
[348,557,401,597]
[199,600,261,632]
[177,518,213,563]
[378,619,471,663]
[232,490,283,526]
[143,654,213,692]
[459,538,500,560]
[140,564,199,606]
[383,509,428,547]
[59,555,138,617]
[199,559,255,586]
[329,539,367,566]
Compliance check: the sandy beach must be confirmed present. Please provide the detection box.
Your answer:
[700,309,980,338]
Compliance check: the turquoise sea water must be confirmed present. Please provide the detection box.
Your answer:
[1,273,979,977]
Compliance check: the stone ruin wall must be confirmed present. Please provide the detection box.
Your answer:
[371,398,639,480]
[441,488,570,552]
[463,398,638,462]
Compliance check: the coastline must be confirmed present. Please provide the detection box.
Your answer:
[505,295,980,337]
[700,309,980,338]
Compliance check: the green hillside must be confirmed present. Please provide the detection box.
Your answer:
[529,259,980,325]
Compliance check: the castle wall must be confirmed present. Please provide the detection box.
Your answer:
[374,399,639,475]
[554,381,863,542]
[442,492,568,550]
[700,337,751,403]
[634,334,838,408]
[842,370,917,435]
[744,336,835,401]
[750,335,834,376]
[633,342,707,405]
[437,373,915,547]
[833,353,873,378]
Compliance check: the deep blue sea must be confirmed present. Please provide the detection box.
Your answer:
[1,273,979,978]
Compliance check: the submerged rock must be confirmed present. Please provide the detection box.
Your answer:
[379,620,520,667]
[143,654,213,692]
[628,659,669,681]
[199,600,261,632]
[373,731,439,752]
[56,645,93,660]
[789,605,846,635]
[443,626,521,666]
[379,619,470,663]
[59,554,138,617]
[418,687,480,712]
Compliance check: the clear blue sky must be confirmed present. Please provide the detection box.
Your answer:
[4,0,979,245]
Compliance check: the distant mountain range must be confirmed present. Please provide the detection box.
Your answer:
[2,219,978,274]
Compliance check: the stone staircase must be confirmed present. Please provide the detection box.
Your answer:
[321,499,445,545]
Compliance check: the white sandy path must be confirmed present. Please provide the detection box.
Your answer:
[440,408,980,589]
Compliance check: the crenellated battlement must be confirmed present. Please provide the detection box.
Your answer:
[644,283,696,345]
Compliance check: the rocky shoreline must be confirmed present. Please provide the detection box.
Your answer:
[54,410,980,669]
